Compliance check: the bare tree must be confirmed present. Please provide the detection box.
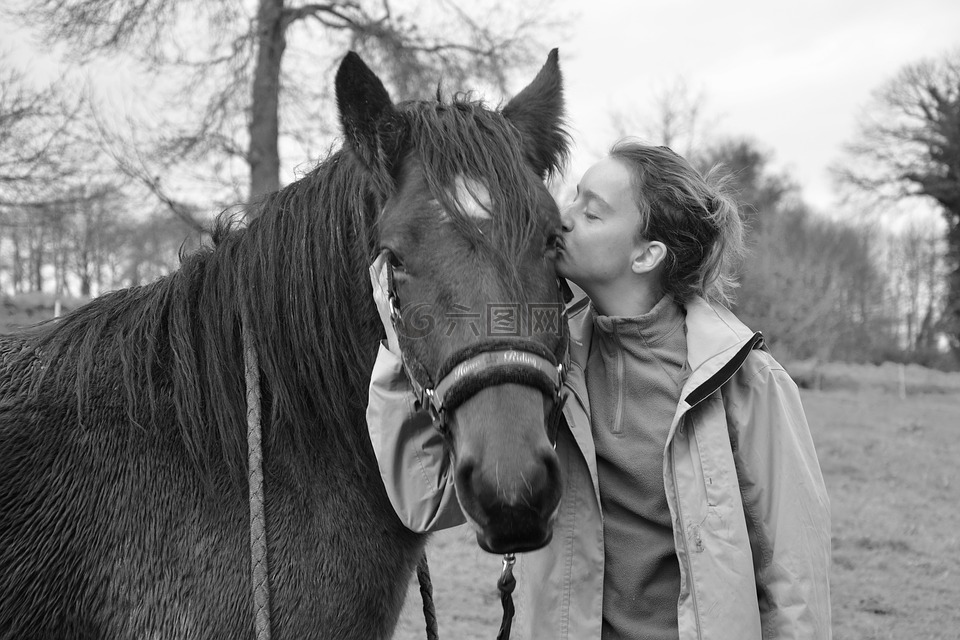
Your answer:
[882,220,947,354]
[693,137,897,361]
[736,205,893,362]
[697,138,795,236]
[89,108,208,235]
[607,77,711,159]
[0,60,82,210]
[11,0,566,203]
[841,48,960,353]
[0,57,114,294]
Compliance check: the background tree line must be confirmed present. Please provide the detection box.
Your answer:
[1,0,559,294]
[705,140,950,369]
[724,44,960,370]
[1,2,958,369]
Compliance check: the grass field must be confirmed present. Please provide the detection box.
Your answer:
[394,387,960,640]
[0,292,88,333]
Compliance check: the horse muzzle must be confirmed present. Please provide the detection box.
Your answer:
[453,434,562,555]
[471,503,560,555]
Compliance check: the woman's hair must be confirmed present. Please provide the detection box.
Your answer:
[609,139,745,306]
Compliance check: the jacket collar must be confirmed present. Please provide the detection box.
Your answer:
[680,297,764,407]
[564,294,763,409]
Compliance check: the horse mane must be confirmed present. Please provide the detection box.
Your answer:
[5,91,563,485]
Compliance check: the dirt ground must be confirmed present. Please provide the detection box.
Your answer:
[392,388,960,640]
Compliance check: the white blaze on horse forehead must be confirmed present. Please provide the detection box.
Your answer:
[435,175,493,221]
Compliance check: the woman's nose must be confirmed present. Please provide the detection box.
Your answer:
[559,204,574,232]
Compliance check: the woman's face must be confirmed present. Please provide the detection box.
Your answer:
[556,156,643,289]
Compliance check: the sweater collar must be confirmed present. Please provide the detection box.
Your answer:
[566,294,761,405]
[590,295,685,347]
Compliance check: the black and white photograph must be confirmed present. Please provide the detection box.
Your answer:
[1,1,958,638]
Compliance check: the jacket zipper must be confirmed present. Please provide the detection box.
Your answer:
[689,422,716,508]
[672,424,703,640]
[612,323,625,434]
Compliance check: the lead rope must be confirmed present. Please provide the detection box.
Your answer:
[243,319,272,640]
[417,550,516,640]
[496,554,517,640]
[416,552,439,640]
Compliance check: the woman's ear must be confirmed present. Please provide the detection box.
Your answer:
[631,241,667,275]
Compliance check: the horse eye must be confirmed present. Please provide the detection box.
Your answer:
[387,250,406,271]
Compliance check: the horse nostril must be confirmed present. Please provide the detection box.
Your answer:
[463,449,561,514]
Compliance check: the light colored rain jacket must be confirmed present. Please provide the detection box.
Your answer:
[366,296,832,640]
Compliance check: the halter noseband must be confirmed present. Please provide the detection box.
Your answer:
[382,250,569,439]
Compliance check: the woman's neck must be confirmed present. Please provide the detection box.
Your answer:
[582,277,662,318]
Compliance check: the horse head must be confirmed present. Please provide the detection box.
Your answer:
[336,51,568,554]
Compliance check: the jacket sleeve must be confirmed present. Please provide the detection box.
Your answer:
[366,342,466,532]
[722,352,832,639]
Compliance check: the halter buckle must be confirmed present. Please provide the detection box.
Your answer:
[422,387,446,427]
[388,291,402,325]
[500,553,516,581]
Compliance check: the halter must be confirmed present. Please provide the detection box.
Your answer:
[384,249,568,640]
[382,250,569,440]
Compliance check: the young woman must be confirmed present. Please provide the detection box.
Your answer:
[366,140,832,640]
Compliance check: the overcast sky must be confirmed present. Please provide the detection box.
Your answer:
[556,0,960,213]
[3,0,959,215]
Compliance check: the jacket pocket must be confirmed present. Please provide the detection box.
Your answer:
[688,396,727,509]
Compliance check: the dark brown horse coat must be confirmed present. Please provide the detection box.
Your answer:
[0,51,568,639]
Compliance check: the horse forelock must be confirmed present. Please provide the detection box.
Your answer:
[401,97,560,303]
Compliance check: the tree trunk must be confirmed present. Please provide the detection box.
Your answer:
[79,246,92,297]
[32,234,43,292]
[944,218,960,353]
[248,0,287,203]
[12,232,23,293]
[917,175,960,354]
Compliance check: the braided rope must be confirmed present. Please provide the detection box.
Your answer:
[496,554,517,640]
[243,323,272,640]
[416,551,439,640]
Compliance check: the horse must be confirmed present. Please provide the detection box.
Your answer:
[0,50,569,639]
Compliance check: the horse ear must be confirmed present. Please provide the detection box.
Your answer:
[503,49,569,179]
[335,51,406,180]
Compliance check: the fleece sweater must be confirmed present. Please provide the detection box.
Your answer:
[586,295,688,640]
